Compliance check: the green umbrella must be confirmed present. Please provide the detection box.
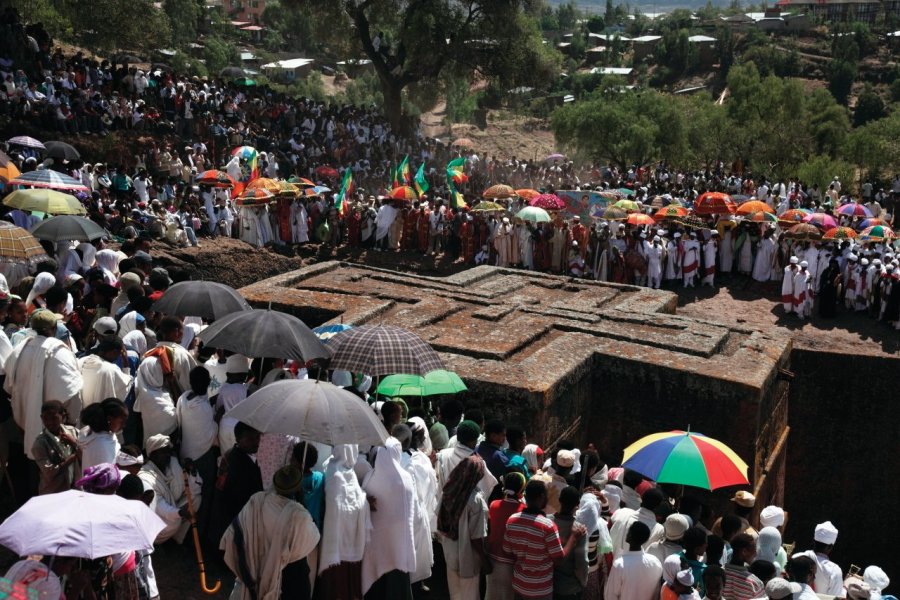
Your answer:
[516,206,551,223]
[377,370,467,397]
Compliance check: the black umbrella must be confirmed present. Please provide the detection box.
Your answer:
[30,215,107,242]
[151,63,173,73]
[197,309,329,362]
[220,66,245,78]
[114,54,141,64]
[44,141,80,161]
[152,281,251,321]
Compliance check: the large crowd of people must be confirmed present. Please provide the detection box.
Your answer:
[0,16,899,600]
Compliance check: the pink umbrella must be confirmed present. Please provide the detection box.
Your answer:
[801,213,837,230]
[529,193,566,211]
[836,203,872,218]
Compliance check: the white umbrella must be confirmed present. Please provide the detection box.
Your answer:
[224,379,389,446]
[0,490,166,559]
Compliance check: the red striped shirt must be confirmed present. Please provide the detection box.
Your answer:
[502,510,565,598]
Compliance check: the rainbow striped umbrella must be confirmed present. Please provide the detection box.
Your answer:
[802,213,837,230]
[858,218,886,230]
[622,430,749,490]
[837,203,872,218]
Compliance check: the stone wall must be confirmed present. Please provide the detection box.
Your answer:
[241,261,792,508]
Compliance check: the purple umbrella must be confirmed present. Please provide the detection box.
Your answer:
[801,213,837,230]
[836,203,872,218]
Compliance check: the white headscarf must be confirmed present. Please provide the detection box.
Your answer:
[663,553,684,585]
[123,329,148,356]
[25,272,56,308]
[320,444,371,573]
[0,273,10,295]
[361,437,417,593]
[408,416,432,456]
[757,526,782,564]
[76,242,97,270]
[181,321,200,350]
[522,444,543,473]
[118,311,144,336]
[576,492,613,554]
[94,249,119,284]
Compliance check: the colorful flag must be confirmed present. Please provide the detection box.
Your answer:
[414,163,429,197]
[446,157,468,209]
[335,168,353,216]
[399,155,412,186]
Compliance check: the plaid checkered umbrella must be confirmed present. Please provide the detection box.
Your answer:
[197,309,328,362]
[8,170,88,192]
[327,325,445,376]
[0,222,49,268]
[6,136,45,149]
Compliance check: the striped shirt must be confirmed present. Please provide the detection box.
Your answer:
[722,563,765,600]
[502,509,565,598]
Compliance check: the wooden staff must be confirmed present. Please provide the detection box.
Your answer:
[182,470,222,595]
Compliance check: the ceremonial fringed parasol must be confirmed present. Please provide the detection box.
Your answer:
[515,188,540,201]
[786,223,823,241]
[530,193,566,211]
[836,203,872,218]
[822,226,857,241]
[778,209,811,225]
[483,184,515,199]
[277,181,301,197]
[288,176,317,188]
[654,206,688,220]
[602,206,628,221]
[627,213,655,226]
[744,211,778,223]
[680,215,707,230]
[622,430,749,490]
[471,201,506,213]
[245,177,283,194]
[736,200,774,215]
[236,188,274,206]
[196,169,236,188]
[693,192,736,215]
[859,225,897,242]
[315,166,339,179]
[802,213,837,230]
[389,186,418,201]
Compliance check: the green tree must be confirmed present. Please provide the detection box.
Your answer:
[796,155,855,192]
[805,89,850,157]
[203,36,241,76]
[682,96,737,168]
[853,85,885,127]
[586,15,606,33]
[64,0,172,52]
[716,26,735,78]
[557,1,579,30]
[295,0,560,135]
[163,0,202,46]
[828,59,857,105]
[263,1,316,51]
[844,112,900,178]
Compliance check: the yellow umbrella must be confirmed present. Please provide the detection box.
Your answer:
[244,178,282,194]
[3,188,86,215]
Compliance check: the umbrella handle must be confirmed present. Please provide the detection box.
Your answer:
[182,470,222,595]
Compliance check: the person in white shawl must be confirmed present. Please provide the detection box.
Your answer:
[25,272,56,312]
[291,199,309,243]
[239,205,261,247]
[138,434,201,544]
[79,336,132,410]
[394,424,434,586]
[94,249,120,285]
[4,310,82,460]
[317,444,372,598]
[361,437,419,598]
[76,242,97,272]
[221,466,321,600]
[133,356,176,446]
[374,202,398,250]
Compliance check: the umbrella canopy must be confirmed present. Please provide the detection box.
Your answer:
[612,199,640,213]
[290,177,316,189]
[196,169,237,188]
[515,188,540,201]
[622,430,749,490]
[224,380,389,446]
[327,325,444,377]
[8,170,88,193]
[483,184,515,199]
[786,223,823,241]
[43,141,80,161]
[516,206,551,223]
[277,181,301,197]
[30,215,107,242]
[389,186,418,201]
[858,218,886,230]
[198,309,329,362]
[312,323,353,341]
[471,201,506,213]
[245,177,282,194]
[627,213,655,226]
[0,222,49,268]
[0,490,166,559]
[802,213,837,230]
[4,189,86,215]
[822,226,857,241]
[377,370,467,397]
[0,159,19,186]
[859,225,897,242]
[836,203,872,218]
[602,206,628,221]
[315,166,339,178]
[693,192,737,215]
[778,208,811,224]
[236,188,274,206]
[301,187,321,198]
[450,138,475,148]
[6,136,45,150]
[113,53,142,63]
[220,66,245,78]
[736,200,774,215]
[529,193,566,211]
[744,211,778,223]
[313,186,332,194]
[653,206,688,220]
[152,281,251,321]
[680,215,707,230]
[544,153,566,162]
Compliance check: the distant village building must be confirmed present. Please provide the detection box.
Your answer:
[774,0,886,23]
[261,58,314,82]
[222,0,266,24]
[688,35,717,67]
[631,35,662,63]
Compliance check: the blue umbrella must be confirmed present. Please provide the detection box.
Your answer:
[313,185,332,194]
[313,323,353,342]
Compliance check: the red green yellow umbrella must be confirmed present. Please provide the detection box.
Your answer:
[822,226,857,241]
[693,192,736,215]
[653,206,688,220]
[622,430,749,490]
[389,186,418,201]
[859,225,897,242]
[236,188,274,206]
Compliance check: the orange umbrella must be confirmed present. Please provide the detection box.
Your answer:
[196,169,236,188]
[289,177,316,188]
[627,213,656,226]
[736,200,774,215]
[516,188,540,201]
[0,151,20,185]
[245,178,282,194]
[483,184,515,199]
[693,192,736,215]
[236,188,275,206]
[653,206,688,220]
[389,186,418,201]
[451,138,475,148]
[822,226,857,241]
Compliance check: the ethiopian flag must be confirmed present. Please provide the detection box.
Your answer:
[414,163,429,197]
[399,155,411,186]
[335,168,353,216]
[446,157,468,209]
